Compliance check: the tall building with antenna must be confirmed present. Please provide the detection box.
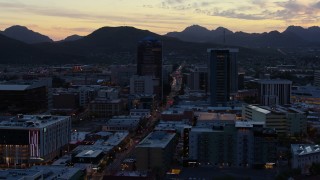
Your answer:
[207,48,238,106]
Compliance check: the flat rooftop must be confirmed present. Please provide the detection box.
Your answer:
[246,105,271,114]
[70,131,90,144]
[195,112,236,121]
[0,169,41,180]
[291,144,320,156]
[30,166,81,180]
[75,149,103,158]
[137,131,176,148]
[207,48,239,53]
[235,121,265,128]
[258,79,292,84]
[0,115,70,129]
[106,116,141,127]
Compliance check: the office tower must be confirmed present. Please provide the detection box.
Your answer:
[137,37,162,98]
[186,65,208,91]
[0,115,71,166]
[257,79,292,106]
[207,48,238,106]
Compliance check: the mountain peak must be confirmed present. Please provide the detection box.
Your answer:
[62,34,83,42]
[5,25,29,31]
[183,25,210,33]
[3,25,53,44]
[285,25,305,32]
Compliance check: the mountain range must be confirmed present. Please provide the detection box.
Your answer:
[0,25,319,64]
[0,25,53,44]
[166,25,320,47]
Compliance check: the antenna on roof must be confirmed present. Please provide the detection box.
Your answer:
[223,29,226,45]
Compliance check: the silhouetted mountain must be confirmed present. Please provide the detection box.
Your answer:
[0,26,281,64]
[283,25,320,43]
[166,25,320,48]
[62,34,83,42]
[1,25,53,44]
[166,25,233,43]
[0,33,83,64]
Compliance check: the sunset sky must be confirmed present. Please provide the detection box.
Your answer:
[0,0,319,40]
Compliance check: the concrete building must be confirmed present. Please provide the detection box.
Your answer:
[195,112,236,127]
[189,125,237,166]
[186,65,208,91]
[134,131,176,174]
[89,99,123,118]
[188,121,277,168]
[242,104,307,135]
[257,79,292,106]
[52,91,79,113]
[130,75,159,95]
[207,48,238,106]
[102,116,142,132]
[78,86,99,107]
[0,115,71,166]
[291,144,320,174]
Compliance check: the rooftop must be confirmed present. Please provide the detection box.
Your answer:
[258,79,292,84]
[195,112,236,121]
[0,115,70,129]
[137,131,176,148]
[0,169,41,180]
[246,105,271,114]
[235,121,265,128]
[30,166,81,180]
[207,48,239,53]
[106,116,141,127]
[75,150,103,158]
[291,144,320,156]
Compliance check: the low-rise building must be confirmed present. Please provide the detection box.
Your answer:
[291,144,320,174]
[102,116,142,132]
[0,115,71,166]
[89,98,123,118]
[188,121,277,168]
[242,104,307,134]
[134,131,176,174]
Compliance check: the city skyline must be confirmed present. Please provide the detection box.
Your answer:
[0,0,319,40]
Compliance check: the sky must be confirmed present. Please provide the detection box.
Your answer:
[0,0,319,40]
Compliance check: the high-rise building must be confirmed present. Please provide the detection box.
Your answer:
[137,37,162,98]
[207,48,238,106]
[257,79,292,106]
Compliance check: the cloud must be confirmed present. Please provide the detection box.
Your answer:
[314,1,320,8]
[165,0,186,4]
[210,9,266,20]
[251,0,266,7]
